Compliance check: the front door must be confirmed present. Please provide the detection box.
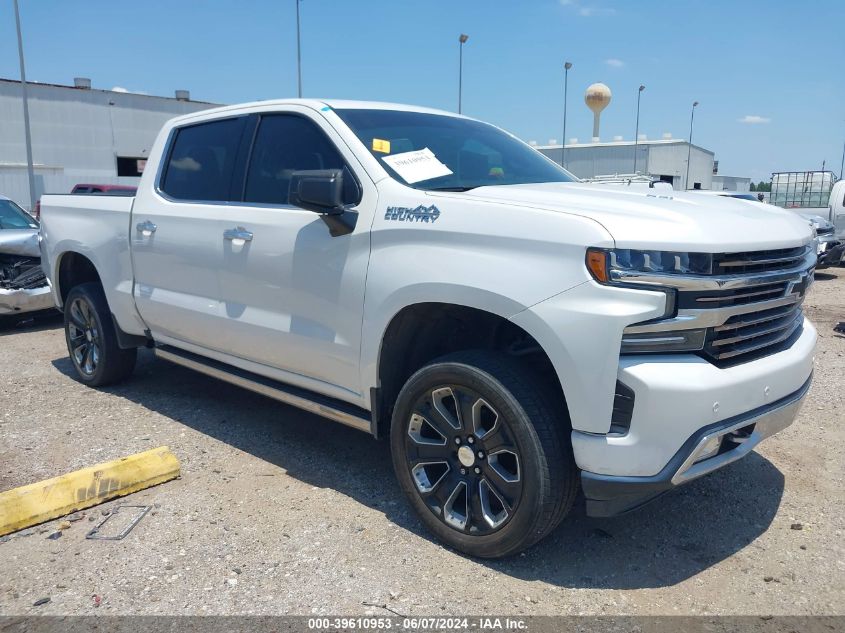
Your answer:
[213,110,375,398]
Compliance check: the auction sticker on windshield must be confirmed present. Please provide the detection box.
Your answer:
[381,147,453,184]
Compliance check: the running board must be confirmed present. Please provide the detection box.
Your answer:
[154,346,372,434]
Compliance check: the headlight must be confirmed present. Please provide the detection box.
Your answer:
[586,248,714,282]
[586,247,708,355]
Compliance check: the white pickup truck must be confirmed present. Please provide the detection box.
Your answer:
[40,100,817,558]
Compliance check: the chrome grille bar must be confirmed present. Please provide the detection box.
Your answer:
[712,303,799,331]
[710,308,803,347]
[695,285,787,304]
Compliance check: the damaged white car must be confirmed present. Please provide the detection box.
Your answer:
[0,195,54,325]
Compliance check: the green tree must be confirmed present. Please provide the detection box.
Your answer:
[750,182,756,191]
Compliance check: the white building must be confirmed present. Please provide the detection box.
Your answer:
[711,175,751,192]
[0,78,217,210]
[537,138,715,190]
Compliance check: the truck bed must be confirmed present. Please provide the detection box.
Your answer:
[39,193,140,333]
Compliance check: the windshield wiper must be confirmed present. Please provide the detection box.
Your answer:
[426,186,478,192]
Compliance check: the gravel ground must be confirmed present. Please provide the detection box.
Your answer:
[0,269,843,617]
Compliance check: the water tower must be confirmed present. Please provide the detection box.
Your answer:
[584,83,612,141]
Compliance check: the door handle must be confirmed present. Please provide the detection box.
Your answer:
[223,227,253,242]
[136,221,157,237]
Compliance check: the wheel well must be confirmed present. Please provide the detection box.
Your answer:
[376,303,567,437]
[57,252,101,305]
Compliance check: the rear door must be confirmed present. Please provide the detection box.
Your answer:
[130,115,250,350]
[214,108,375,396]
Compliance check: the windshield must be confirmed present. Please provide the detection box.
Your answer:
[335,109,576,191]
[0,199,38,229]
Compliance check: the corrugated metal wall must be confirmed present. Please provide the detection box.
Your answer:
[0,80,215,209]
[647,143,713,190]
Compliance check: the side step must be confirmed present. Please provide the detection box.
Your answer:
[154,346,372,434]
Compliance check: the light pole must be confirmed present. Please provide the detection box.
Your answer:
[295,0,302,98]
[13,0,36,213]
[685,100,699,190]
[458,34,469,114]
[633,84,645,174]
[561,61,572,168]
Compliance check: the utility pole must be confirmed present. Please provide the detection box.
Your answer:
[685,101,699,190]
[458,34,469,114]
[561,62,572,167]
[633,85,645,174]
[296,0,302,97]
[13,0,36,212]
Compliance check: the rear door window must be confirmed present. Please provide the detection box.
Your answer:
[243,114,359,206]
[161,117,247,202]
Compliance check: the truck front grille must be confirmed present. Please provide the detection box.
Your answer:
[621,243,814,367]
[692,247,813,365]
[703,302,805,362]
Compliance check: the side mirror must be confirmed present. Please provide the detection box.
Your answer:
[289,169,344,215]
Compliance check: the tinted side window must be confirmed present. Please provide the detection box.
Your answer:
[161,117,246,201]
[244,115,357,205]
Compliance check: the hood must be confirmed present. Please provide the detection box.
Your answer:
[462,182,813,252]
[0,229,41,258]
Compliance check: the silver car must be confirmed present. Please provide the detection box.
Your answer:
[0,195,54,325]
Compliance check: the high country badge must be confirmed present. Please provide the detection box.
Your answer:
[384,205,441,223]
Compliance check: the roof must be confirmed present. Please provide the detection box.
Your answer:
[535,138,714,155]
[0,77,217,104]
[163,98,467,128]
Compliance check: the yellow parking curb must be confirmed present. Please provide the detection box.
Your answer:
[0,446,180,537]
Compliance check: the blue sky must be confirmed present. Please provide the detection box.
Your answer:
[1,0,842,182]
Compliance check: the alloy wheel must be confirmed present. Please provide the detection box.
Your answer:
[67,297,101,376]
[404,385,523,535]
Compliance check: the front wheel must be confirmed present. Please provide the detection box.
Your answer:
[63,282,136,387]
[390,350,578,558]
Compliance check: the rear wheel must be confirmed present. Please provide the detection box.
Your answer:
[63,282,136,386]
[390,350,578,558]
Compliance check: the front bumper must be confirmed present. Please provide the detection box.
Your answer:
[581,374,811,517]
[0,282,55,315]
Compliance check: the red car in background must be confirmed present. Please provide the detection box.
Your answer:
[70,184,137,195]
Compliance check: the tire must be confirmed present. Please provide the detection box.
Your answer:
[390,350,578,558]
[63,282,136,387]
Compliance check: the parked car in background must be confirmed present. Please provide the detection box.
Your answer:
[71,184,137,195]
[0,194,54,326]
[40,100,816,557]
[811,216,844,268]
[691,190,759,202]
[33,185,139,220]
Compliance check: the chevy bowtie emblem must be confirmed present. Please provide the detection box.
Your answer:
[785,272,810,299]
